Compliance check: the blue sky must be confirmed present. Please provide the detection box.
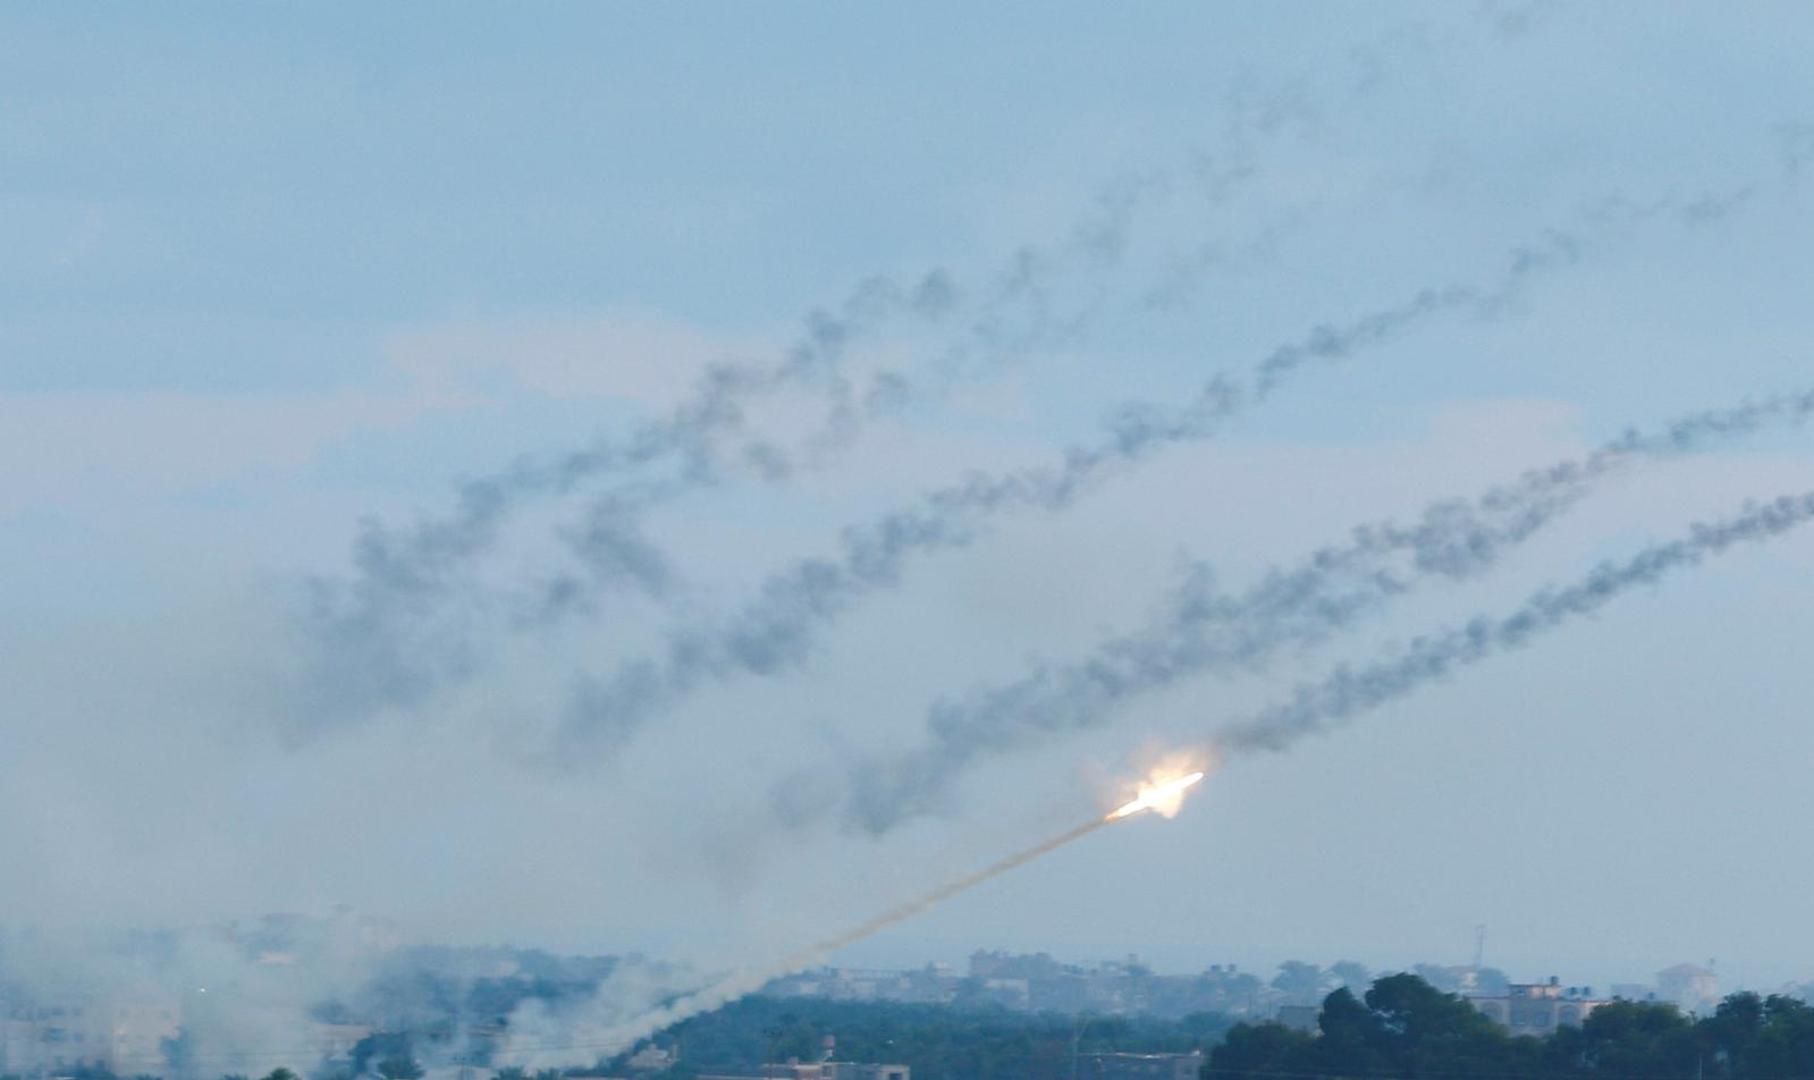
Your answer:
[5,2,1814,1004]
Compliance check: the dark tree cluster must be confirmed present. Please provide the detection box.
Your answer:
[1210,974,1814,1079]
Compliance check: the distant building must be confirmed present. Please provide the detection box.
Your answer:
[697,1064,908,1080]
[1274,1005,1319,1033]
[976,977,1032,1010]
[767,965,958,1007]
[694,1035,910,1080]
[1415,965,1509,997]
[0,996,181,1076]
[1468,978,1604,1037]
[969,950,1066,981]
[1656,964,1718,1014]
[1078,1051,1204,1080]
[765,954,1266,1020]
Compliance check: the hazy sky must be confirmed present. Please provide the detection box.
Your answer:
[5,2,1814,994]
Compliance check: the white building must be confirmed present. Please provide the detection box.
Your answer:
[1656,964,1718,1014]
[1468,979,1604,1037]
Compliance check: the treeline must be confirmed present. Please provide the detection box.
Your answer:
[633,995,1234,1079]
[30,976,1814,1080]
[1212,974,1814,1079]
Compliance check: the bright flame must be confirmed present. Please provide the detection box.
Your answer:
[1107,769,1206,820]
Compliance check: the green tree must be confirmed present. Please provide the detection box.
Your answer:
[1550,998,1702,1078]
[1202,1020,1316,1079]
[1312,986,1390,1074]
[1716,994,1814,1079]
[1706,992,1767,1069]
[1210,974,1527,1079]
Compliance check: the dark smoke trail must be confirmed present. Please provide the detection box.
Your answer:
[807,390,1814,833]
[546,201,1747,761]
[1214,490,1814,754]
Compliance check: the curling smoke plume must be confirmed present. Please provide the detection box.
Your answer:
[813,388,1814,833]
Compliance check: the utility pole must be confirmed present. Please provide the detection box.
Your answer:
[1071,1016,1094,1080]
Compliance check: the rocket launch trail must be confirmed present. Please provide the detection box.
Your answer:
[797,817,1111,959]
[595,768,1208,1055]
[790,768,1204,964]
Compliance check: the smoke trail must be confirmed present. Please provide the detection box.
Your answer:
[288,277,945,728]
[291,163,1268,731]
[1213,490,1814,754]
[814,389,1814,833]
[547,198,1746,762]
[1779,121,1814,184]
[575,816,1117,1061]
[291,22,1485,732]
[596,489,1814,1061]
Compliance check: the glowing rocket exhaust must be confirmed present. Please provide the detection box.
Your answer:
[801,765,1210,959]
[1106,769,1205,820]
[590,760,1213,1058]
